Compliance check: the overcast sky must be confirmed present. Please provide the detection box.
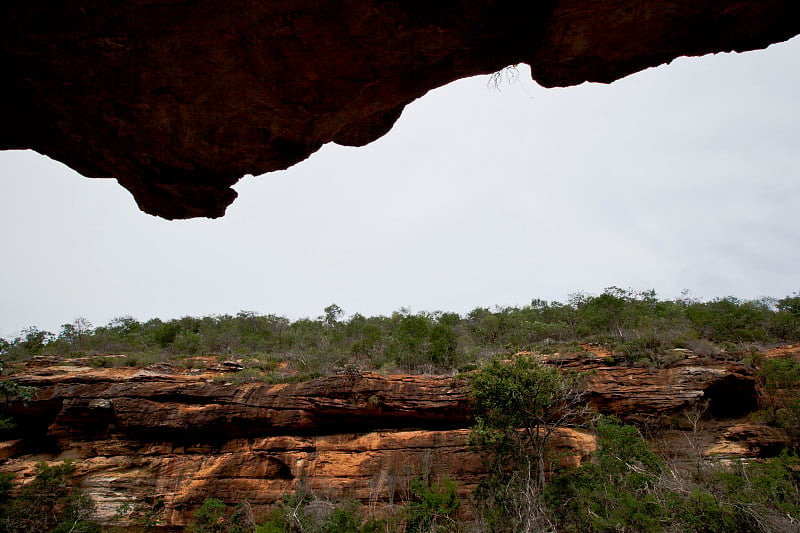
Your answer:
[2,36,799,337]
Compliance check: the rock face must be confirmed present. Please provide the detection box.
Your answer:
[0,354,783,527]
[3,368,485,526]
[3,1,799,218]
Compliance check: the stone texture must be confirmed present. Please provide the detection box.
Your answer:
[3,1,799,218]
[584,362,758,421]
[0,351,788,527]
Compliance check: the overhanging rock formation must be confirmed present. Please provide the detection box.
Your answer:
[3,0,799,219]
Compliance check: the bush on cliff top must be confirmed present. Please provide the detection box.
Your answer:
[5,289,799,376]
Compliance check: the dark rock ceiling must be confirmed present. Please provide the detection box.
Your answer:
[3,1,799,219]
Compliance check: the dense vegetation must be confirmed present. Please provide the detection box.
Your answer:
[1,289,799,532]
[3,289,800,380]
[0,461,100,533]
[470,356,800,533]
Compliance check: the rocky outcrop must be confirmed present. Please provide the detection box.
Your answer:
[0,365,596,526]
[22,370,471,441]
[3,1,799,218]
[584,362,758,420]
[0,351,789,527]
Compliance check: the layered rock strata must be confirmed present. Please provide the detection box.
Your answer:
[0,353,782,527]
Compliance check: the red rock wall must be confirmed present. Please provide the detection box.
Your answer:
[0,353,781,527]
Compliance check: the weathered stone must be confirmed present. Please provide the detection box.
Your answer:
[3,1,798,218]
[0,351,788,527]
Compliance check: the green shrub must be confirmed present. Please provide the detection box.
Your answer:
[188,498,226,533]
[545,418,800,532]
[0,380,37,405]
[174,330,202,355]
[254,496,390,533]
[678,489,739,533]
[770,294,800,341]
[469,355,584,486]
[179,357,208,370]
[469,355,584,531]
[614,335,665,364]
[710,452,800,522]
[685,297,770,343]
[122,352,160,367]
[0,461,101,533]
[544,417,666,533]
[319,505,362,533]
[253,507,287,533]
[244,354,279,372]
[89,355,114,368]
[406,478,460,533]
[153,323,181,348]
[756,356,800,443]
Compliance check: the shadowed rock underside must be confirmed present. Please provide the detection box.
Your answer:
[3,0,799,218]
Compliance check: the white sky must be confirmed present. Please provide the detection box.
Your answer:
[2,36,799,337]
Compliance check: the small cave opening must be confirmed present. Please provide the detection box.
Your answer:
[704,375,758,419]
[268,457,294,480]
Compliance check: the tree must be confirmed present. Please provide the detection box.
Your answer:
[427,323,457,369]
[406,477,460,533]
[470,355,584,485]
[468,355,585,531]
[323,304,344,329]
[685,297,769,343]
[188,498,226,533]
[771,293,800,341]
[777,293,800,317]
[0,327,54,362]
[59,318,93,352]
[228,501,256,533]
[0,461,100,533]
[18,327,53,357]
[543,416,667,533]
[757,356,800,445]
[394,314,431,366]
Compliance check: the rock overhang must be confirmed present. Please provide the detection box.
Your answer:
[3,0,799,219]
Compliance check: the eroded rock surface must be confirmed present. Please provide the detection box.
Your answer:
[3,1,799,218]
[1,352,785,527]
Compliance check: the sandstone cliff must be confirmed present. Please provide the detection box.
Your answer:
[0,348,791,528]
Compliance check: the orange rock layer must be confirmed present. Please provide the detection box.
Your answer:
[0,351,788,527]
